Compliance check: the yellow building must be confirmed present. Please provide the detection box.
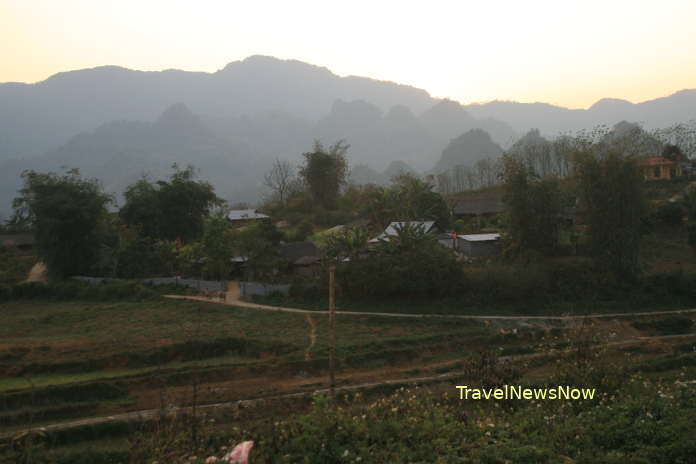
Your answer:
[638,157,682,181]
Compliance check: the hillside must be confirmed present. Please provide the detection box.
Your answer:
[464,89,696,134]
[0,55,435,162]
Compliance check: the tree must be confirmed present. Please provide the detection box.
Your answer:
[323,227,370,262]
[574,150,647,279]
[335,224,462,299]
[231,221,282,281]
[299,140,349,210]
[263,158,296,205]
[662,144,686,162]
[120,165,222,242]
[685,185,696,252]
[119,178,160,239]
[502,156,563,257]
[201,215,235,281]
[391,173,451,228]
[12,169,112,278]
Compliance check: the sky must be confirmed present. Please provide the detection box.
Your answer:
[2,0,695,109]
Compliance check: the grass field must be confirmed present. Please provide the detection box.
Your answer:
[2,295,696,463]
[0,299,489,389]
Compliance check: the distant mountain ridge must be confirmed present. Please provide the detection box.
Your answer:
[0,55,435,160]
[463,89,696,135]
[0,55,694,219]
[1,55,694,162]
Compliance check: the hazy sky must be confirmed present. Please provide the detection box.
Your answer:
[2,0,695,109]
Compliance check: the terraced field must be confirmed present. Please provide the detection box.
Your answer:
[2,297,696,462]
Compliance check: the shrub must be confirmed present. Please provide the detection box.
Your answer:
[289,278,321,301]
[652,201,685,226]
[0,284,12,301]
[2,280,161,302]
[632,316,694,335]
[336,242,463,299]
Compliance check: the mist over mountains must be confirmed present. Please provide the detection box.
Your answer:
[1,55,694,217]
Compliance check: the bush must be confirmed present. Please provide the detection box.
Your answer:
[643,272,696,299]
[0,247,34,286]
[1,280,161,302]
[289,278,321,301]
[652,201,685,226]
[204,379,696,463]
[688,221,696,249]
[336,242,463,299]
[0,284,12,301]
[632,317,694,335]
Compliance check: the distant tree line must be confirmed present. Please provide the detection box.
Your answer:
[435,122,696,196]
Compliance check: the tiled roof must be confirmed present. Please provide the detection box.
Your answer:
[454,193,505,216]
[638,157,676,166]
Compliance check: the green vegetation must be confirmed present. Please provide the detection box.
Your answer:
[575,150,647,279]
[215,379,696,463]
[120,165,222,242]
[2,123,696,462]
[333,224,463,298]
[502,155,563,256]
[12,169,112,278]
[0,279,193,304]
[299,140,349,210]
[0,247,33,286]
[6,330,695,463]
[0,299,488,382]
[632,316,694,335]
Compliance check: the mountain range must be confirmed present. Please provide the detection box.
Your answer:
[0,55,694,218]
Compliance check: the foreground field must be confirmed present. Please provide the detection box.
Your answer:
[1,297,696,463]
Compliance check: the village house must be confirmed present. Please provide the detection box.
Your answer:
[0,233,35,255]
[279,241,321,277]
[368,221,440,244]
[453,192,505,218]
[638,157,683,181]
[227,209,270,226]
[457,233,501,258]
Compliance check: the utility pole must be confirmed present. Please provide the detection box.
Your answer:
[329,263,336,401]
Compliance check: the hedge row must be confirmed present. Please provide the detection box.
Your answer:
[0,280,189,302]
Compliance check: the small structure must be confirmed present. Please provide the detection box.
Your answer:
[279,241,321,276]
[453,193,505,218]
[638,157,683,181]
[457,233,500,258]
[0,233,35,254]
[369,221,439,244]
[227,209,270,225]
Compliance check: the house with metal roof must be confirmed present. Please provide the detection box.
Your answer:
[369,221,438,243]
[457,233,501,258]
[227,209,270,224]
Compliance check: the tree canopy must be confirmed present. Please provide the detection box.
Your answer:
[120,165,222,243]
[502,156,563,257]
[13,169,112,278]
[574,150,647,279]
[299,140,349,210]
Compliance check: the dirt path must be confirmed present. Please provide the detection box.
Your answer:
[1,371,462,439]
[163,294,696,322]
[24,262,47,282]
[5,332,695,441]
[225,280,240,303]
[304,314,316,361]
